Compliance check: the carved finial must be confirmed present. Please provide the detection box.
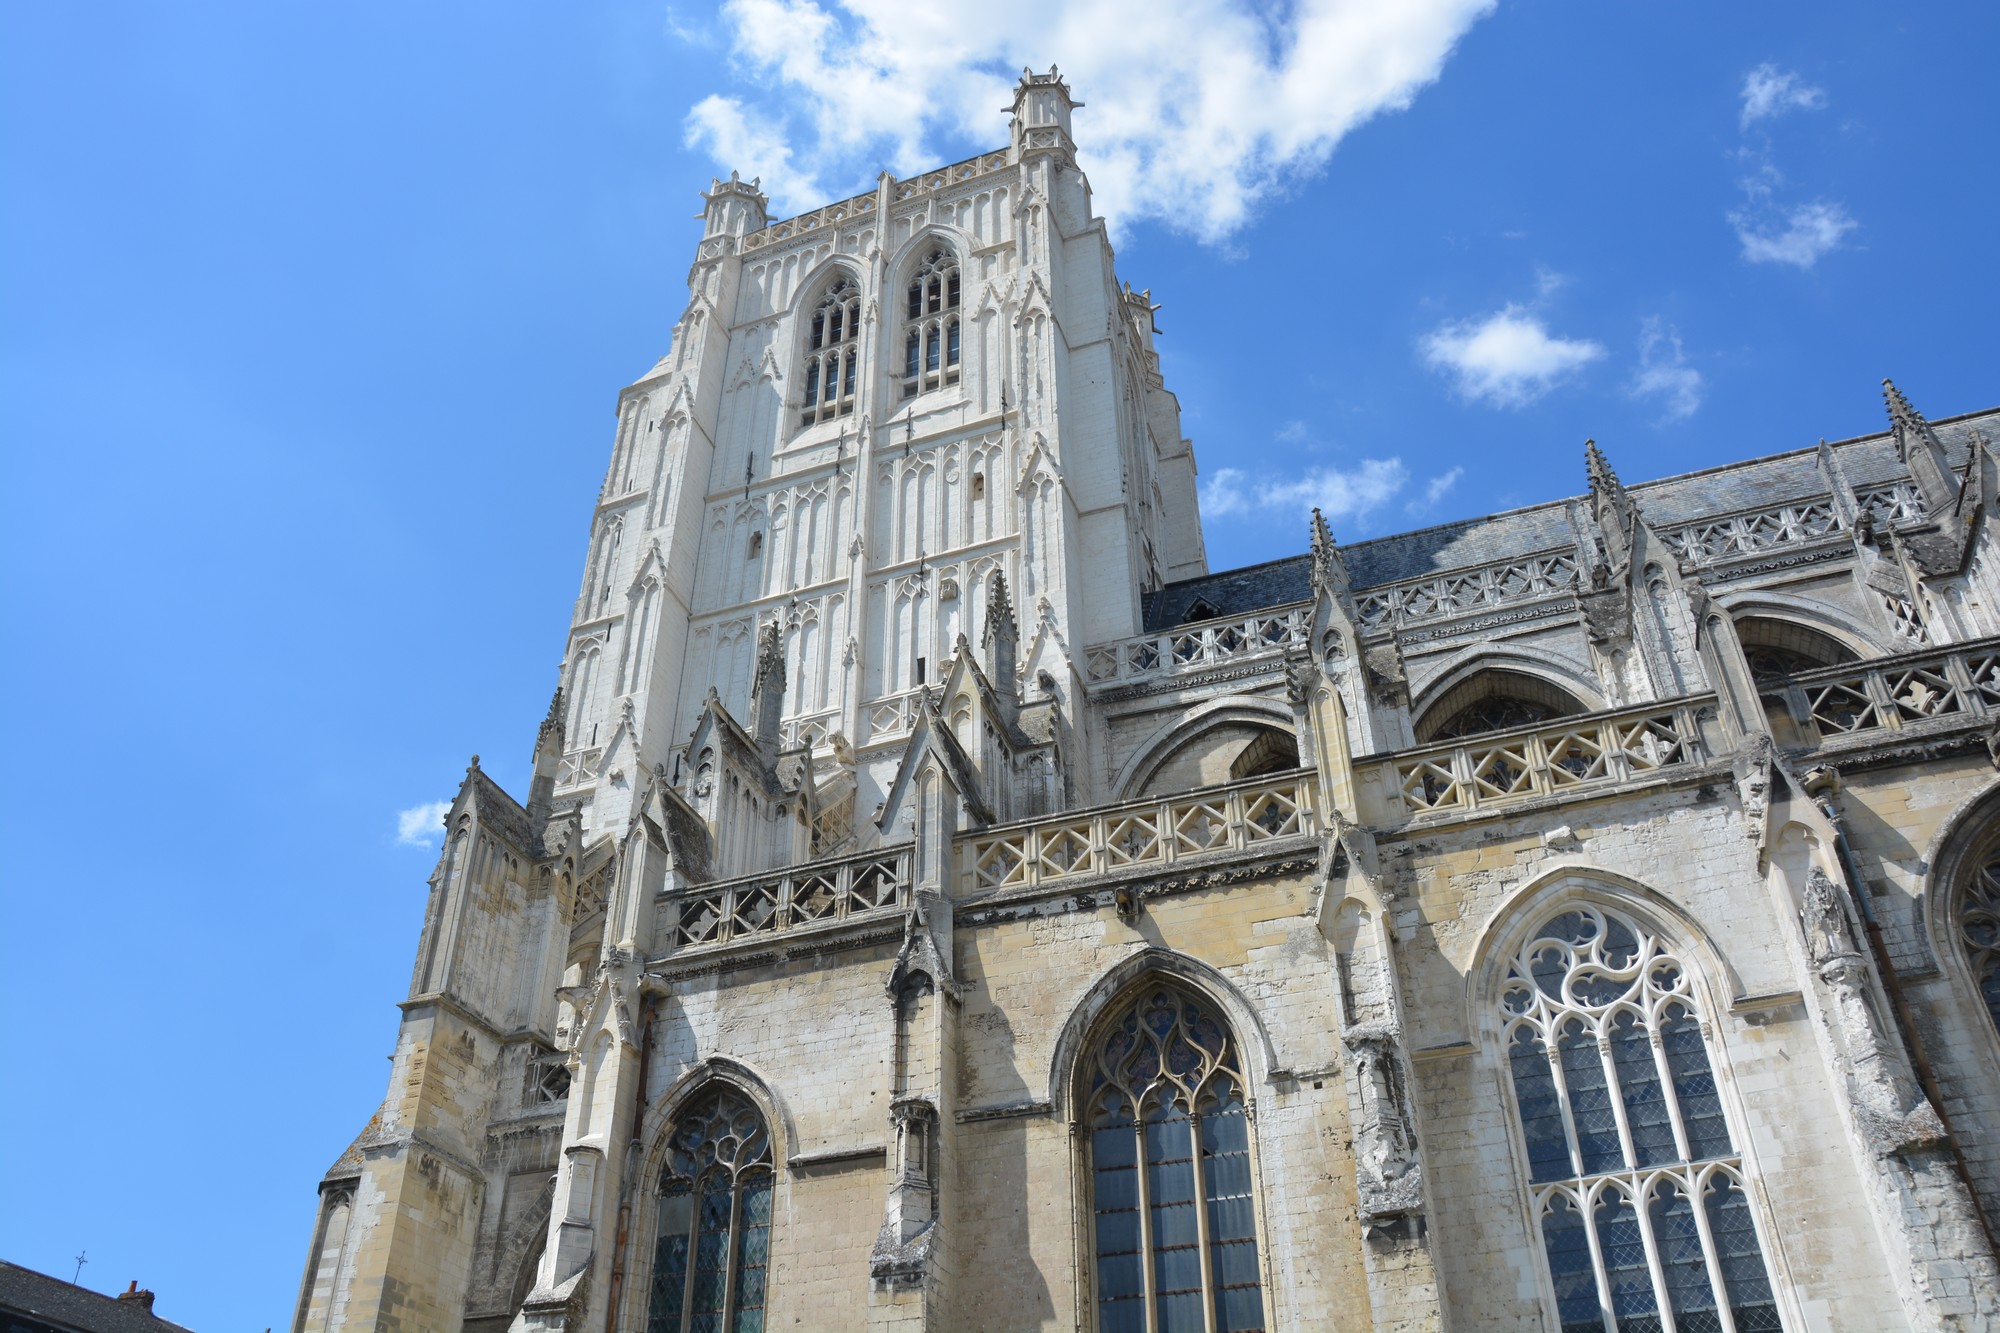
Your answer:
[1584,438,1622,496]
[1881,376,1939,464]
[984,569,1016,642]
[1310,507,1336,556]
[753,620,783,688]
[469,754,481,770]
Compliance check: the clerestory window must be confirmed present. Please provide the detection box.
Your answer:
[901,248,961,399]
[1085,980,1265,1333]
[802,276,860,427]
[1501,906,1781,1333]
[645,1086,774,1333]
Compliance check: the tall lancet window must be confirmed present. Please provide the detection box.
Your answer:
[1085,981,1265,1333]
[901,248,961,398]
[1959,847,2000,1033]
[646,1086,774,1333]
[1501,906,1781,1333]
[801,276,860,426]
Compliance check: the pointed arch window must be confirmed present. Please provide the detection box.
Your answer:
[1084,980,1265,1333]
[802,276,860,426]
[1500,906,1781,1333]
[1960,848,2000,1034]
[902,248,961,398]
[645,1086,774,1333]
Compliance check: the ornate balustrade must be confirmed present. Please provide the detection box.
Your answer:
[555,747,603,788]
[963,771,1319,895]
[1084,606,1310,686]
[1855,480,1926,526]
[1780,640,2000,743]
[1658,498,1839,566]
[663,849,909,952]
[1378,701,1710,818]
[1353,551,1578,631]
[861,688,926,745]
[781,709,841,751]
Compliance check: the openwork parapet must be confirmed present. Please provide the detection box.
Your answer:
[964,771,1318,894]
[664,849,909,952]
[1084,606,1310,686]
[1778,638,2000,743]
[1385,701,1709,817]
[1354,550,1579,631]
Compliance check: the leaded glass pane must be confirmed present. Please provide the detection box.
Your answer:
[1610,1010,1675,1168]
[731,1168,772,1333]
[1660,1005,1732,1160]
[1200,1080,1263,1332]
[1648,1180,1721,1332]
[1592,1189,1661,1332]
[647,1183,693,1333]
[1559,1019,1623,1174]
[1541,1193,1603,1333]
[1510,1025,1573,1183]
[1704,1174,1781,1332]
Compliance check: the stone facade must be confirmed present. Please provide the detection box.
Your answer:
[293,71,2000,1333]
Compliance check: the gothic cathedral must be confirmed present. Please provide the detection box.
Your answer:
[292,71,2000,1332]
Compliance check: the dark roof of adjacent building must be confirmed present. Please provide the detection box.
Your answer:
[1140,405,1999,631]
[0,1264,196,1333]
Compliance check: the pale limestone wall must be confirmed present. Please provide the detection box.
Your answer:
[1387,780,1906,1329]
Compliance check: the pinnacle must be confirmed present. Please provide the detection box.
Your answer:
[1310,507,1337,553]
[1584,438,1623,496]
[1882,377,1928,431]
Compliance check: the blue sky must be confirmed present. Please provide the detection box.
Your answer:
[1,2,1994,1327]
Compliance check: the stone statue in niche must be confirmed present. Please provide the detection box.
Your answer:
[1801,866,1858,965]
[1345,1025,1424,1233]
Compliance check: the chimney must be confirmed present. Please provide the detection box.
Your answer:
[117,1281,157,1314]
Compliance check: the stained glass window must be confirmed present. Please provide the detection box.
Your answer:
[646,1086,775,1333]
[901,248,961,399]
[801,277,860,426]
[1500,906,1783,1332]
[1086,982,1265,1332]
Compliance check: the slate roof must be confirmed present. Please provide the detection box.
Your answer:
[0,1263,197,1333]
[1139,406,1999,631]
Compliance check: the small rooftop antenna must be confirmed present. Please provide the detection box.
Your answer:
[73,1252,87,1284]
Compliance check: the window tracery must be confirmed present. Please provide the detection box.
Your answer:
[1084,981,1265,1333]
[802,276,860,426]
[901,249,961,398]
[1416,669,1586,743]
[645,1086,774,1333]
[1960,850,2000,1034]
[1500,906,1780,1333]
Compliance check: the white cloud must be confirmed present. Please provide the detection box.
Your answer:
[1740,63,1825,128]
[1417,466,1464,509]
[1419,305,1604,408]
[396,800,452,848]
[1731,200,1856,268]
[1202,458,1408,530]
[685,94,826,214]
[1630,317,1703,421]
[685,0,1497,237]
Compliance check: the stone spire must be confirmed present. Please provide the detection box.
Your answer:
[1309,507,1349,597]
[527,685,566,825]
[983,570,1019,723]
[749,620,786,760]
[1584,438,1640,570]
[1883,377,1962,516]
